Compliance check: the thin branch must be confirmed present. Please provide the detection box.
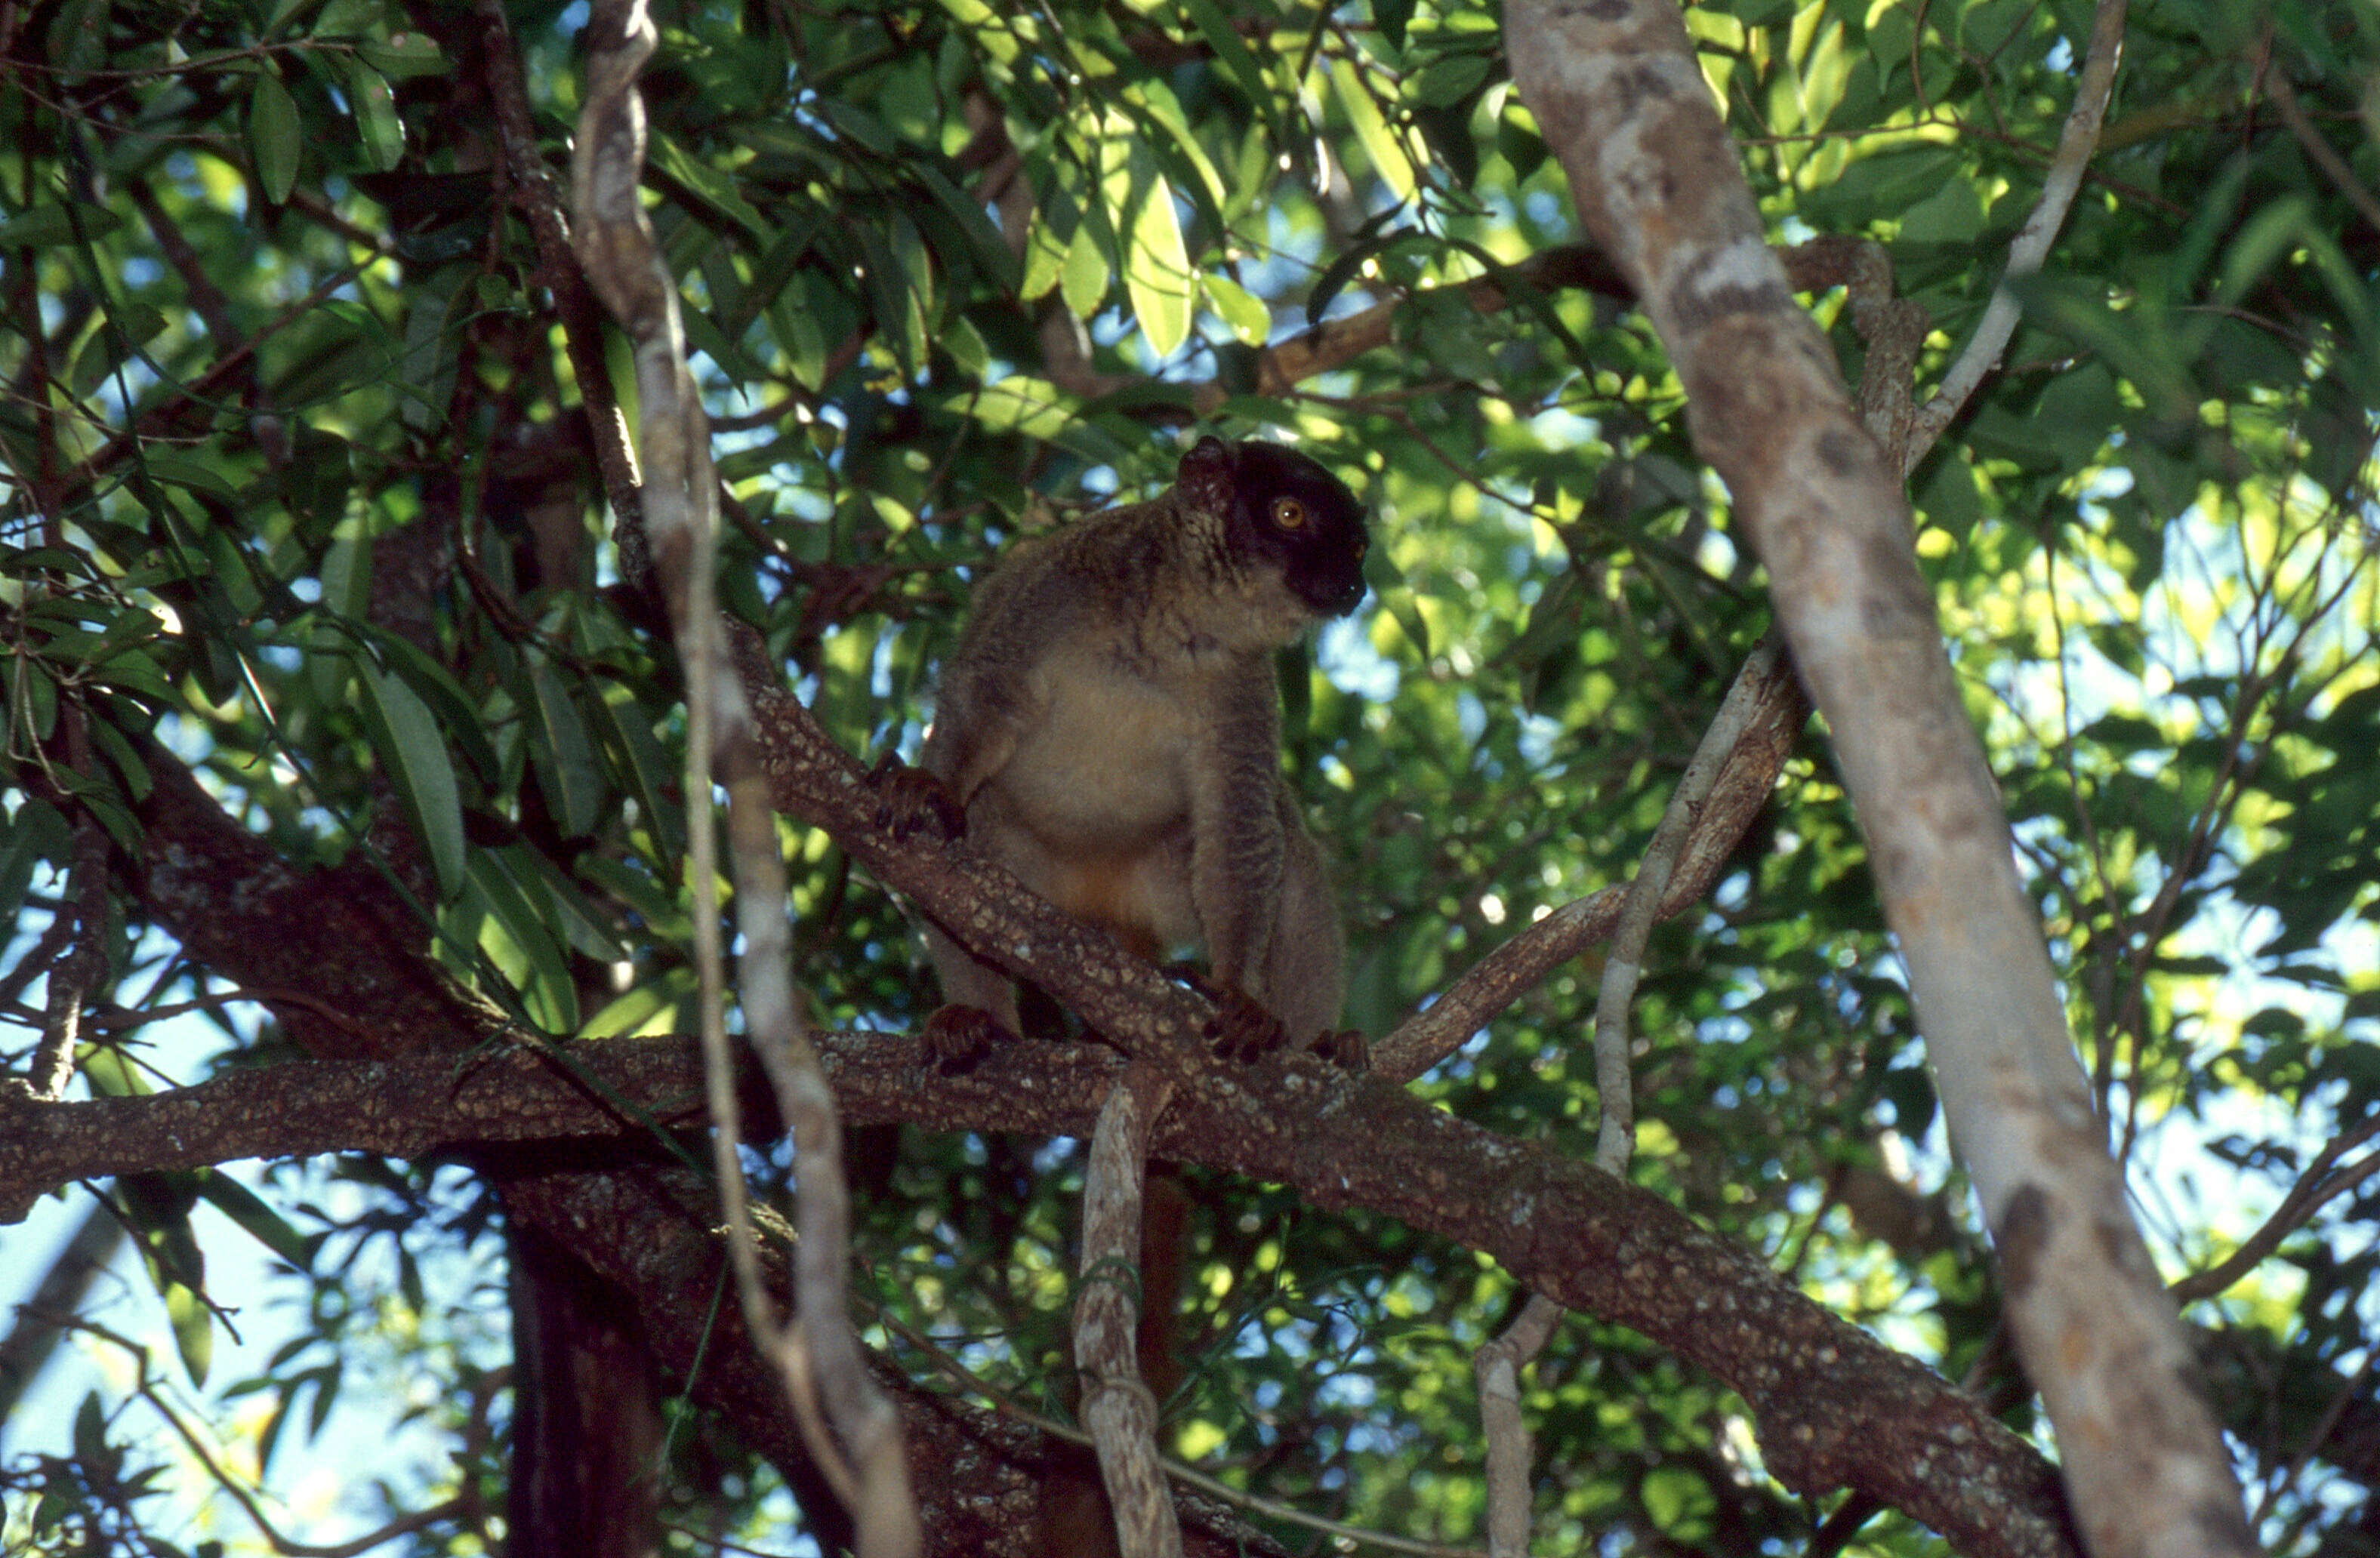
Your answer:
[1074,1064,1182,1558]
[0,911,78,1019]
[1476,1295,1561,1558]
[64,1316,476,1558]
[2172,1113,2380,1303]
[569,6,916,1552]
[1907,0,2129,457]
[1372,646,1805,1082]
[26,733,111,1101]
[2259,57,2380,244]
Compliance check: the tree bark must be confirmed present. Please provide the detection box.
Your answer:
[1498,3,2256,1556]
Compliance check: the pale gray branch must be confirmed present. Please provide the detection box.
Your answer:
[1907,0,2130,457]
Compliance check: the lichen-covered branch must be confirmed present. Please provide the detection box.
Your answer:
[567,3,916,1550]
[1500,1,2253,1553]
[0,1020,2077,1558]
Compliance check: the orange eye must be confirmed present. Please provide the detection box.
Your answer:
[1270,497,1308,530]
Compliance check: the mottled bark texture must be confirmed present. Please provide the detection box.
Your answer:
[106,733,1261,1556]
[570,3,917,1551]
[736,659,2080,1558]
[4,1021,2076,1558]
[1074,1069,1182,1558]
[1500,3,2255,1556]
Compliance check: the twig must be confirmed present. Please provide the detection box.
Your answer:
[60,1316,476,1558]
[2259,55,2380,244]
[2171,1113,2380,1303]
[1907,0,2129,457]
[1074,1064,1182,1558]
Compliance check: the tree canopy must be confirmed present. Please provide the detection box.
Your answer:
[2,0,2376,1555]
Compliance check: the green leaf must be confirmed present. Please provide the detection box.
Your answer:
[1896,175,1985,245]
[767,272,832,390]
[1407,52,1491,108]
[944,313,991,377]
[960,374,1077,441]
[1642,1464,1715,1535]
[73,1391,109,1467]
[320,619,498,782]
[354,29,445,79]
[1119,149,1192,358]
[1059,218,1108,322]
[396,264,467,430]
[1021,205,1070,302]
[142,451,241,500]
[47,0,109,80]
[193,1172,311,1269]
[0,201,121,248]
[353,656,466,899]
[1183,0,1281,141]
[914,163,1024,292]
[650,130,772,241]
[1205,274,1272,346]
[1331,58,1416,203]
[584,975,689,1039]
[592,683,684,858]
[342,59,404,172]
[248,73,302,202]
[7,649,57,741]
[512,845,630,962]
[465,851,578,1033]
[528,664,606,839]
[72,301,166,394]
[92,646,175,708]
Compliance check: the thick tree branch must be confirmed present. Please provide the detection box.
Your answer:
[733,665,2074,1556]
[111,734,1108,1553]
[1501,1,2252,1553]
[2,1022,2076,1558]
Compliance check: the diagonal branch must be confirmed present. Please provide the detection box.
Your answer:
[1500,0,2252,1553]
[1907,0,2130,457]
[1,1025,2078,1558]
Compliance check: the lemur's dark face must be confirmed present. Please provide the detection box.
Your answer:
[1179,437,1370,617]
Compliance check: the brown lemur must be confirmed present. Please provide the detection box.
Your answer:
[883,433,1370,1067]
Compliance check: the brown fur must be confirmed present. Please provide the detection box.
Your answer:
[919,437,1367,1051]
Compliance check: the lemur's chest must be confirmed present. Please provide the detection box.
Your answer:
[991,648,1203,848]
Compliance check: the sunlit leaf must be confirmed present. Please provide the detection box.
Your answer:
[1205,273,1272,347]
[1059,219,1108,322]
[1118,149,1192,358]
[1330,58,1416,203]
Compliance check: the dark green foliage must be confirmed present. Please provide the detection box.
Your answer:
[2,0,2376,1553]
